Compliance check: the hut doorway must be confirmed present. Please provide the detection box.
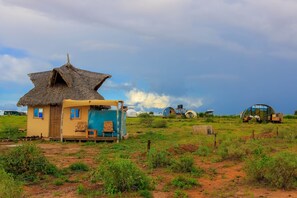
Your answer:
[49,105,62,138]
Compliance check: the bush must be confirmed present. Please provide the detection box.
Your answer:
[204,117,214,123]
[171,155,196,173]
[245,152,297,189]
[171,176,200,189]
[77,184,86,195]
[0,143,58,182]
[245,153,272,182]
[152,120,167,128]
[0,125,24,140]
[218,139,263,161]
[284,114,297,119]
[139,189,153,198]
[265,152,297,189]
[195,146,211,157]
[92,158,151,194]
[278,129,297,141]
[174,190,188,198]
[69,162,89,172]
[53,178,64,186]
[139,113,154,127]
[0,168,23,198]
[147,149,172,168]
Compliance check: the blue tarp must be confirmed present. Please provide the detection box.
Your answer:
[88,109,126,138]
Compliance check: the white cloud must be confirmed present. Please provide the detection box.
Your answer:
[125,88,203,110]
[101,80,134,91]
[126,88,170,109]
[171,97,203,109]
[0,55,49,83]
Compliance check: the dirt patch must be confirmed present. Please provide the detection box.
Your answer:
[1,142,296,198]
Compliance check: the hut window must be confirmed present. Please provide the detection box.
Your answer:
[33,108,43,118]
[70,108,81,119]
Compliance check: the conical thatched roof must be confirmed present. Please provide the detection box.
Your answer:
[17,63,111,106]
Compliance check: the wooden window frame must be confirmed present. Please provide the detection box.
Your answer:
[70,108,81,120]
[33,107,44,119]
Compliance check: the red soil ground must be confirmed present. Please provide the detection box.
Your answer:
[1,142,296,198]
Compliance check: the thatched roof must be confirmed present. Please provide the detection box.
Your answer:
[17,63,111,106]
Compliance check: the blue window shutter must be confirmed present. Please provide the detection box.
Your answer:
[34,108,38,117]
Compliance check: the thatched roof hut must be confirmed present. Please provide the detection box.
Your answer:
[17,63,111,106]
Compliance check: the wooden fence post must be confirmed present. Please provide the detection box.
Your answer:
[252,130,255,140]
[276,127,279,137]
[214,133,217,148]
[147,140,151,152]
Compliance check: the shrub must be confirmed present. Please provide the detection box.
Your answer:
[152,120,167,128]
[265,152,297,189]
[284,114,297,119]
[139,113,154,127]
[174,190,188,198]
[171,155,196,173]
[245,152,297,189]
[1,143,58,182]
[204,117,214,123]
[69,162,89,172]
[171,176,200,189]
[278,129,297,141]
[0,168,22,198]
[139,189,153,198]
[53,178,64,186]
[195,146,211,157]
[77,184,86,195]
[198,113,205,117]
[244,153,272,182]
[92,158,151,194]
[0,125,24,140]
[217,139,247,161]
[147,149,172,168]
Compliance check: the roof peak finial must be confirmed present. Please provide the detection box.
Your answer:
[67,53,70,64]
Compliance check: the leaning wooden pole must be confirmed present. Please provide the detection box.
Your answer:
[147,140,151,152]
[213,133,217,148]
[60,103,64,142]
[120,101,124,140]
[116,104,120,143]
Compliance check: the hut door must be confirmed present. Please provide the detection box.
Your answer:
[49,105,62,138]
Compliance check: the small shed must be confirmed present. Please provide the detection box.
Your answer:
[185,110,197,118]
[163,107,176,117]
[242,104,275,123]
[61,99,127,142]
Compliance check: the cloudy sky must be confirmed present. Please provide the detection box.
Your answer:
[1,0,297,114]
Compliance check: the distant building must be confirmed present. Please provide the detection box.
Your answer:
[0,110,26,116]
[126,106,137,117]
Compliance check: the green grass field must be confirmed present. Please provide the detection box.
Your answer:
[0,115,296,197]
[1,115,296,152]
[0,116,27,139]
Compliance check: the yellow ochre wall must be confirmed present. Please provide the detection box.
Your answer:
[27,106,50,137]
[62,106,90,137]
